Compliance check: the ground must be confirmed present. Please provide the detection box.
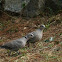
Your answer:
[0,12,62,62]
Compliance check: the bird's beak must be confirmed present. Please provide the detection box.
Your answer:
[43,25,45,28]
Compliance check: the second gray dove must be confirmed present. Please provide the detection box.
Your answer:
[27,24,45,43]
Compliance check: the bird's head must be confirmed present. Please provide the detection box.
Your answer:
[39,24,45,30]
[25,33,34,40]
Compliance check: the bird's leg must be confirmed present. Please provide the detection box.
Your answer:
[27,42,30,47]
[7,50,21,56]
[32,43,36,48]
[7,50,16,56]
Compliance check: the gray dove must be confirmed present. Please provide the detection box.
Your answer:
[0,33,34,51]
[27,24,45,43]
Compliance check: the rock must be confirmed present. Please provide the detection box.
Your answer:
[4,0,30,13]
[52,0,62,7]
[0,0,2,3]
[0,0,2,10]
[45,0,62,13]
[21,0,62,17]
[21,0,45,17]
[1,0,62,17]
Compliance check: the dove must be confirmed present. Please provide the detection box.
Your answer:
[0,33,34,51]
[27,24,45,43]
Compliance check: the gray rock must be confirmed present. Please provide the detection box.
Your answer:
[0,33,34,51]
[0,0,2,9]
[3,0,45,17]
[0,0,2,3]
[27,25,45,43]
[1,0,62,17]
[4,0,30,13]
[52,0,62,6]
[45,0,62,12]
[21,0,45,17]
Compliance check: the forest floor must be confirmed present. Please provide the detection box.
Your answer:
[0,12,62,62]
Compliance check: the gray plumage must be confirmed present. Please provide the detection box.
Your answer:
[0,33,34,51]
[27,25,45,43]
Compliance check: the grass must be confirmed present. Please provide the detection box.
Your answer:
[6,27,18,33]
[0,12,62,62]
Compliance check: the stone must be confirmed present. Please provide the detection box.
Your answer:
[4,0,30,13]
[21,0,45,17]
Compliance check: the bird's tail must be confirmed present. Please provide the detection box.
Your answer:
[0,45,11,49]
[0,45,4,48]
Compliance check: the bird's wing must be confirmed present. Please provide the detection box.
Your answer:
[27,30,43,43]
[1,39,23,50]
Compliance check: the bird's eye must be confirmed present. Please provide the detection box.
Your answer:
[41,26,43,27]
[25,37,27,39]
[41,25,44,27]
[31,35,33,36]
